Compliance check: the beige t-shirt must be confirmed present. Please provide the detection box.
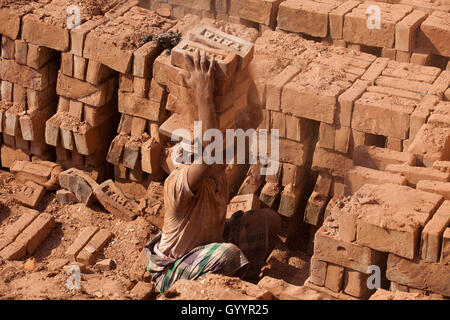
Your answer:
[157,165,229,259]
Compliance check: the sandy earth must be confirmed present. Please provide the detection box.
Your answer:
[0,169,316,300]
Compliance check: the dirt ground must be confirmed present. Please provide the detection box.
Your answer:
[0,169,314,300]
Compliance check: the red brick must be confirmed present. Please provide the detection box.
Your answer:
[83,32,133,74]
[259,182,281,209]
[65,226,99,261]
[324,263,344,293]
[226,194,261,219]
[76,229,113,266]
[355,184,444,259]
[343,3,412,48]
[0,207,39,251]
[56,189,77,205]
[386,253,450,297]
[304,191,328,226]
[133,40,161,78]
[395,10,428,52]
[22,13,69,52]
[1,81,13,102]
[410,95,439,140]
[433,161,450,174]
[171,40,238,82]
[27,44,55,69]
[314,221,386,273]
[318,122,335,150]
[281,63,351,124]
[73,55,88,81]
[189,25,255,71]
[14,181,46,208]
[361,58,389,82]
[11,160,62,191]
[93,180,139,221]
[312,146,353,178]
[56,72,115,107]
[343,269,373,299]
[345,166,407,195]
[278,183,303,218]
[85,60,114,86]
[428,71,450,100]
[1,36,15,59]
[118,91,164,122]
[70,17,107,57]
[73,123,102,156]
[0,6,36,40]
[410,53,431,66]
[0,144,30,168]
[329,1,360,40]
[385,163,450,186]
[266,65,301,111]
[352,92,416,139]
[310,258,327,286]
[278,0,340,37]
[230,0,282,27]
[337,79,369,127]
[0,59,48,91]
[441,228,450,265]
[395,51,410,63]
[281,163,304,187]
[418,11,450,57]
[420,201,450,263]
[353,145,416,171]
[407,123,450,167]
[58,168,98,205]
[6,212,55,259]
[133,77,150,98]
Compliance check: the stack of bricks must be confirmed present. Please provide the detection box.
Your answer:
[98,6,178,200]
[145,0,216,20]
[43,2,159,182]
[151,19,257,183]
[306,182,450,299]
[230,27,450,241]
[143,0,286,32]
[306,98,450,298]
[0,207,56,261]
[276,0,450,68]
[0,1,60,168]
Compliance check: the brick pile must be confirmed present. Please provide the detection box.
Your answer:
[143,1,450,68]
[145,0,285,32]
[0,1,60,168]
[276,0,450,67]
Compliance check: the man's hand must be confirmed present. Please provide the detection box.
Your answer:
[183,49,215,107]
[181,50,220,192]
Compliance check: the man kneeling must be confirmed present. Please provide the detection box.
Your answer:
[145,50,281,293]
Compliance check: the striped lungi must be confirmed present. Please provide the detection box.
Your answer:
[145,210,269,293]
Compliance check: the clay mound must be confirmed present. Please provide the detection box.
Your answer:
[158,274,273,300]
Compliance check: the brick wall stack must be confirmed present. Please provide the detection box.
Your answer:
[0,1,60,168]
[276,0,450,68]
[143,1,450,68]
[143,0,286,32]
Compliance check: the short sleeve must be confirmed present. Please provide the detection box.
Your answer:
[164,166,197,215]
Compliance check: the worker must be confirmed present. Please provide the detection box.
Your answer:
[145,49,281,293]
